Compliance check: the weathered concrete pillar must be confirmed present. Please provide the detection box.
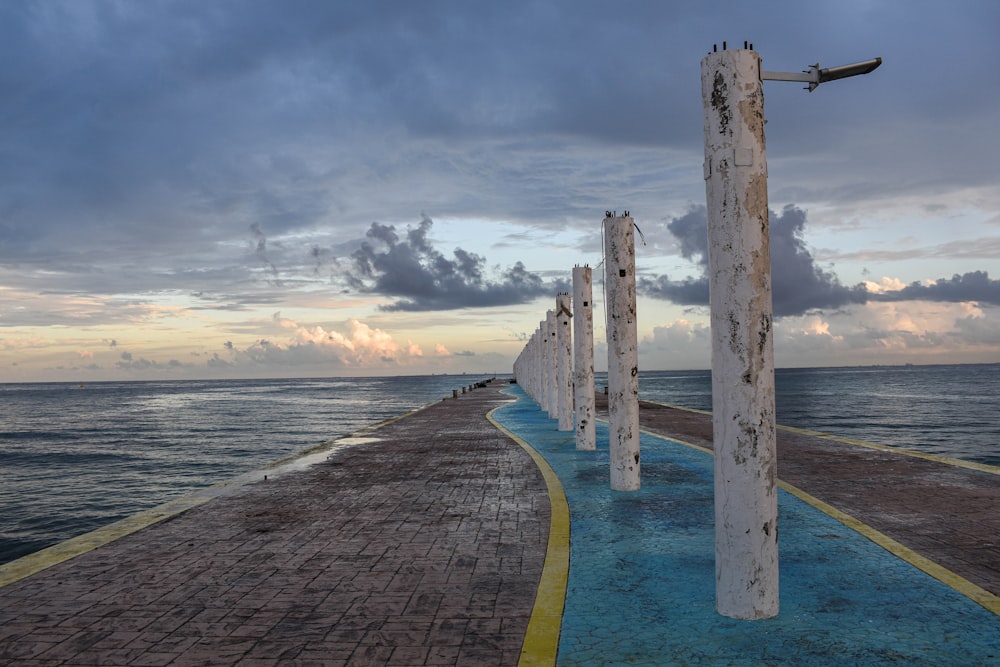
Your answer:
[556,293,574,431]
[702,47,779,620]
[527,329,539,404]
[535,320,549,412]
[545,310,558,419]
[531,328,541,404]
[534,326,543,406]
[573,265,596,450]
[603,213,640,491]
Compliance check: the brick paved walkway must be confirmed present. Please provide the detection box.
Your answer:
[3,382,996,666]
[0,385,548,666]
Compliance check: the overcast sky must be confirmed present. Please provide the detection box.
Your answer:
[3,0,1000,382]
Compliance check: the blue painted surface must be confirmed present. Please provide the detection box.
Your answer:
[494,386,1000,666]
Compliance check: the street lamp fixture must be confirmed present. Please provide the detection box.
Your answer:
[762,57,882,91]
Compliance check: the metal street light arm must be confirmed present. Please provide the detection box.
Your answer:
[762,57,882,91]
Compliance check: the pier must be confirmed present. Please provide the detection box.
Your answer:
[1,382,998,665]
[0,384,547,665]
[595,393,1000,602]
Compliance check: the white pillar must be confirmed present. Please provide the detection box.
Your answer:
[523,330,534,402]
[603,213,640,491]
[702,47,779,620]
[573,265,596,450]
[533,328,542,404]
[545,309,558,419]
[530,328,541,404]
[556,293,573,431]
[540,319,551,413]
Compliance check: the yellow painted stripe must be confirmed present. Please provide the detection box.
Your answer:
[487,406,569,667]
[637,426,1000,617]
[777,479,1000,616]
[0,492,215,589]
[644,400,1000,476]
[775,422,1000,475]
[639,426,713,455]
[0,400,442,590]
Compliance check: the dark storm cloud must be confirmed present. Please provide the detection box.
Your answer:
[767,206,870,314]
[346,216,567,311]
[873,272,1000,306]
[2,0,999,307]
[640,205,868,315]
[639,206,1000,316]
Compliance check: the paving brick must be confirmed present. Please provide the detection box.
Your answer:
[0,384,545,666]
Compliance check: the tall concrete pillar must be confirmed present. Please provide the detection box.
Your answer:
[573,265,596,450]
[702,47,779,620]
[540,318,551,414]
[556,293,573,431]
[531,328,541,404]
[603,213,640,491]
[528,329,539,403]
[545,309,558,420]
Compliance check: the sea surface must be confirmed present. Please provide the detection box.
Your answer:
[2,364,998,566]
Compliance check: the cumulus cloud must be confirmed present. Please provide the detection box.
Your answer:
[116,351,186,371]
[223,317,423,369]
[639,205,1000,316]
[345,215,568,311]
[768,300,1000,366]
[871,271,1000,306]
[638,319,712,369]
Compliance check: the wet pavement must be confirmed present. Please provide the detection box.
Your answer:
[495,386,999,665]
[0,384,548,666]
[596,394,1000,600]
[1,381,998,665]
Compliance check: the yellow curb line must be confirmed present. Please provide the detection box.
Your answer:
[777,479,1000,616]
[0,399,442,590]
[487,405,569,667]
[638,426,1000,617]
[0,493,214,589]
[644,400,1000,476]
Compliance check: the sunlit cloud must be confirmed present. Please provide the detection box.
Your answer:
[222,317,423,370]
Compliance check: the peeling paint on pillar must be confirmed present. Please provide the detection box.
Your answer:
[573,266,596,450]
[556,293,573,431]
[702,47,779,619]
[604,214,640,491]
[546,310,558,420]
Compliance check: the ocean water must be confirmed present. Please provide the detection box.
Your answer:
[635,363,1000,467]
[2,365,998,566]
[0,375,484,566]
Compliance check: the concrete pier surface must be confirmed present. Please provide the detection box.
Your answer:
[593,393,1000,601]
[1,382,998,665]
[0,385,550,666]
[510,388,999,664]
